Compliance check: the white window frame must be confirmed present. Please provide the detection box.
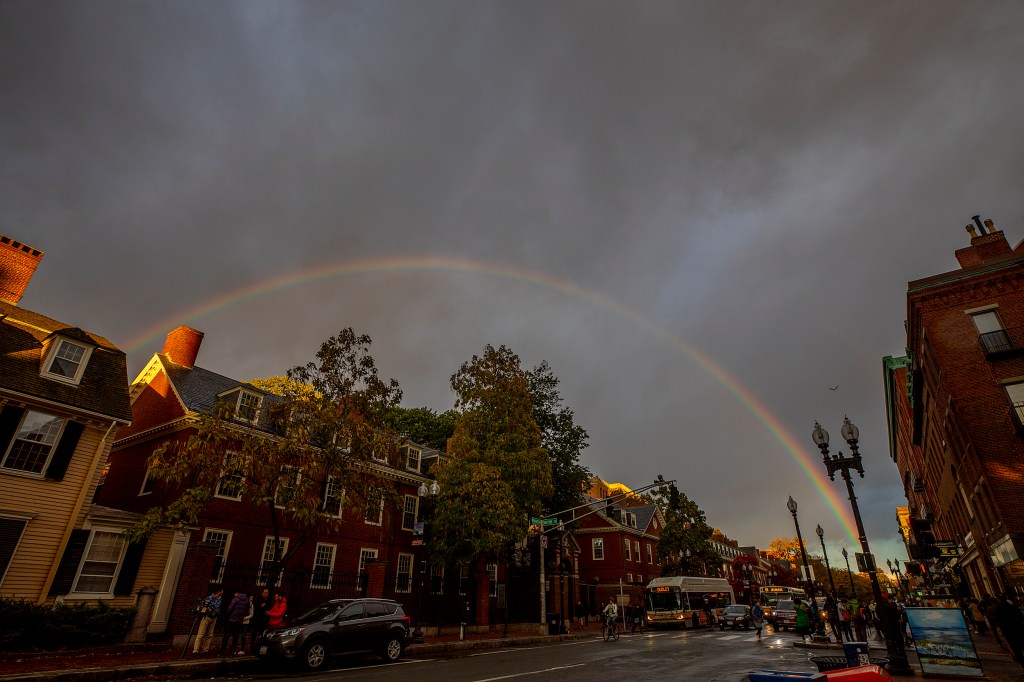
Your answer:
[357,548,378,591]
[404,446,421,472]
[1006,382,1024,425]
[624,538,632,561]
[42,337,93,385]
[214,451,244,500]
[139,458,158,495]
[592,538,604,561]
[203,528,232,583]
[71,527,127,597]
[0,410,66,477]
[396,553,414,593]
[401,495,418,531]
[364,488,383,526]
[322,478,343,518]
[311,543,336,589]
[635,540,640,559]
[625,511,637,528]
[259,536,288,586]
[236,390,263,425]
[487,563,498,597]
[0,515,30,586]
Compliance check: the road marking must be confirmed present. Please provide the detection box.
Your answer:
[471,646,543,656]
[474,663,586,681]
[719,634,742,640]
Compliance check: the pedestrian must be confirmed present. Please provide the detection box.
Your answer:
[838,600,854,642]
[988,593,1024,670]
[267,593,288,630]
[192,588,224,655]
[751,600,764,640]
[220,590,249,657]
[878,595,907,659]
[250,587,272,653]
[239,594,255,653]
[970,598,987,635]
[854,602,868,642]
[825,594,841,643]
[794,598,811,643]
[575,600,586,628]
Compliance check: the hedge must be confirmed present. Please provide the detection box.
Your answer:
[0,598,136,652]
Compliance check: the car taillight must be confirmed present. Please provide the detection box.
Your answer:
[403,615,411,626]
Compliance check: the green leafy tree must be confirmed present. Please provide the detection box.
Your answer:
[382,406,458,451]
[131,328,403,585]
[430,345,553,566]
[652,475,718,576]
[527,361,591,516]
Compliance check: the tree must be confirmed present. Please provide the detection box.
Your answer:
[527,361,591,516]
[382,406,457,452]
[651,475,718,576]
[730,553,761,604]
[430,345,553,566]
[131,328,403,585]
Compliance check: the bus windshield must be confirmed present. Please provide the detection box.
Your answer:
[646,588,683,612]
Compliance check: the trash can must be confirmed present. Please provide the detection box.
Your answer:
[547,613,561,635]
[748,671,825,682]
[843,641,870,668]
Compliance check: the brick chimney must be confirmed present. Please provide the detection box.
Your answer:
[162,326,205,369]
[0,235,44,305]
[955,215,1012,268]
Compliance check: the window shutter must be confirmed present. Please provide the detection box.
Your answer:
[0,406,26,455]
[0,517,29,580]
[113,538,147,596]
[44,420,85,481]
[49,529,89,595]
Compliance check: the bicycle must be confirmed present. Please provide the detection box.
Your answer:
[602,615,619,641]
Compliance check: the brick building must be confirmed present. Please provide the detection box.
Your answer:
[883,216,1024,600]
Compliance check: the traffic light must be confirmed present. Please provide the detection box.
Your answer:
[669,483,681,511]
[909,518,938,559]
[904,561,925,576]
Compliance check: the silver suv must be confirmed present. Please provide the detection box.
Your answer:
[255,598,409,670]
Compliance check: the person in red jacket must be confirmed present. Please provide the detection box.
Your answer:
[267,594,288,630]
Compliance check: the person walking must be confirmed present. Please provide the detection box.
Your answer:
[239,594,255,653]
[970,598,988,635]
[751,600,764,640]
[838,599,854,642]
[825,595,841,643]
[853,602,868,642]
[988,593,1024,670]
[575,600,586,628]
[249,587,271,653]
[220,590,249,657]
[267,594,288,630]
[192,588,224,655]
[794,598,811,643]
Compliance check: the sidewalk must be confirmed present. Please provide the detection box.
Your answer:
[0,621,1020,682]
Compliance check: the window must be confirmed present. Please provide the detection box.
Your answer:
[43,338,92,384]
[430,564,444,595]
[459,564,470,595]
[215,451,244,500]
[627,573,633,583]
[72,530,126,594]
[274,465,300,508]
[1,410,65,475]
[203,529,232,583]
[403,446,421,472]
[311,543,336,588]
[357,548,378,591]
[0,516,29,585]
[396,553,413,593]
[624,538,632,561]
[971,310,1011,354]
[402,495,418,530]
[364,488,383,525]
[592,538,604,560]
[488,563,498,597]
[322,478,343,518]
[624,511,637,528]
[646,544,653,564]
[236,391,262,424]
[635,540,640,559]
[1006,383,1024,428]
[259,537,288,586]
[139,456,158,495]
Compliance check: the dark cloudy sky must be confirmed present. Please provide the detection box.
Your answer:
[3,1,1023,567]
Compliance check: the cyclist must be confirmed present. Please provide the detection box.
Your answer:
[602,597,619,635]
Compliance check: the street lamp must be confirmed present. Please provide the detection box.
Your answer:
[841,547,855,598]
[815,524,837,597]
[786,496,817,607]
[414,479,441,638]
[813,418,912,675]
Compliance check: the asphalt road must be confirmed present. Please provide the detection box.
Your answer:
[242,627,822,682]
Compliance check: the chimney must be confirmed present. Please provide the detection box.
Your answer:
[955,215,1011,268]
[162,326,205,369]
[0,235,45,305]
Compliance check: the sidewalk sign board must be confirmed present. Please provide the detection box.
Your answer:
[905,607,983,677]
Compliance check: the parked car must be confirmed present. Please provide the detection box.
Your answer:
[773,599,796,631]
[718,604,752,630]
[255,598,410,670]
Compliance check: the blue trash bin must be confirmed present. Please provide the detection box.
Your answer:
[843,641,870,668]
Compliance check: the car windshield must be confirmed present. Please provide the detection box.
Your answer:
[292,601,348,625]
[724,606,746,615]
[775,600,794,610]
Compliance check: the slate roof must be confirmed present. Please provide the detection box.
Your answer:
[0,300,132,422]
[161,355,285,431]
[582,494,658,532]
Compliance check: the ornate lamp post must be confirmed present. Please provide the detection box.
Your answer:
[813,418,912,675]
[413,479,441,637]
[786,496,817,606]
[815,524,837,597]
[841,547,855,598]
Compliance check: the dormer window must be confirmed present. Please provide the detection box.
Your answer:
[43,337,93,385]
[236,391,262,424]
[403,445,421,472]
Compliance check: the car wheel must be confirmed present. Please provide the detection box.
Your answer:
[302,639,329,671]
[382,637,403,663]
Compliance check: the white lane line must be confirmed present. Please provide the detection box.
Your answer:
[471,646,544,656]
[474,663,586,681]
[719,634,742,640]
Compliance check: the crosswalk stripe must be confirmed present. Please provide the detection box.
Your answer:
[719,634,742,640]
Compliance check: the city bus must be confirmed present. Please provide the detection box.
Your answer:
[643,576,735,629]
[759,585,807,624]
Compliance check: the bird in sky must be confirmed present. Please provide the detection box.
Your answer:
[829,385,839,391]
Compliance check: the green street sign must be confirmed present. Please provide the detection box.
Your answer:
[531,517,559,526]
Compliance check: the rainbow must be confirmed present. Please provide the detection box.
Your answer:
[122,255,860,543]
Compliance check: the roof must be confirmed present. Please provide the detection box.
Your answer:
[582,494,658,531]
[908,250,1024,295]
[0,299,132,422]
[160,355,285,431]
